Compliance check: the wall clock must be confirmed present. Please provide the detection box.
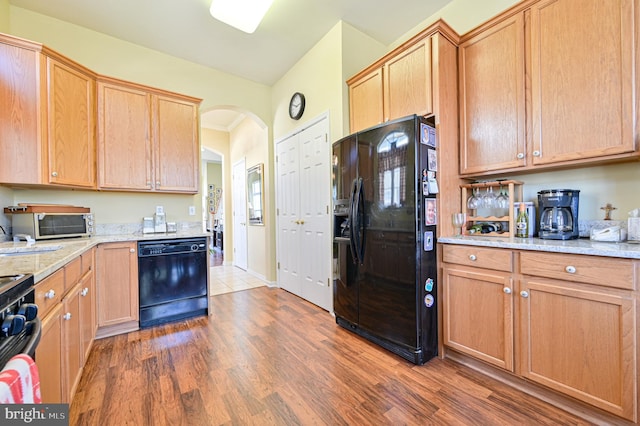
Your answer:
[289,92,305,120]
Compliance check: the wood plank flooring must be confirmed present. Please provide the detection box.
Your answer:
[70,286,595,425]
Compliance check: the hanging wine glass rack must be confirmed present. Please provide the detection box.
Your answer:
[460,180,524,237]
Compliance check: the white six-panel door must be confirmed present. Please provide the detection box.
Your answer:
[276,116,331,311]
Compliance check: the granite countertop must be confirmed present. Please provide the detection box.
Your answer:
[438,235,640,259]
[0,230,211,283]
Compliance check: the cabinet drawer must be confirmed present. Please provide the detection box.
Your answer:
[65,257,82,290]
[36,268,65,318]
[442,245,513,272]
[520,252,635,290]
[81,249,94,276]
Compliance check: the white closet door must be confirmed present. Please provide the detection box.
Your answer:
[298,123,331,311]
[275,116,331,311]
[232,159,248,270]
[276,136,301,295]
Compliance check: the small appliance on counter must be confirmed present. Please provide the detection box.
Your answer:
[538,189,580,240]
[4,203,93,240]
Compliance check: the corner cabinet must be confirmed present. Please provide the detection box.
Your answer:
[97,77,201,193]
[441,244,638,423]
[0,34,96,188]
[458,0,639,176]
[347,31,435,133]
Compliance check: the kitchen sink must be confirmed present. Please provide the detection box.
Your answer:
[0,245,62,257]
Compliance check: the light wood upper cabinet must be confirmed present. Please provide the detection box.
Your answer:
[348,67,384,133]
[459,13,526,175]
[46,56,96,187]
[97,77,200,193]
[153,94,200,192]
[97,79,153,190]
[0,35,96,188]
[384,38,432,122]
[348,36,434,133]
[459,0,639,176]
[530,0,636,165]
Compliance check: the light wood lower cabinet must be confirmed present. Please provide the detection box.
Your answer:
[36,249,96,403]
[442,244,638,422]
[96,242,139,338]
[38,303,63,403]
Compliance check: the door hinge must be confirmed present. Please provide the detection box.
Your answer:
[327,278,330,287]
[326,205,329,214]
[277,208,279,215]
[277,262,280,270]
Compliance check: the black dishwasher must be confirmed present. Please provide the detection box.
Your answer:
[138,238,208,328]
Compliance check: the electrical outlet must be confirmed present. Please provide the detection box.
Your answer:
[189,206,196,216]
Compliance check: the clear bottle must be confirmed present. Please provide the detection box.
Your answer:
[515,202,529,238]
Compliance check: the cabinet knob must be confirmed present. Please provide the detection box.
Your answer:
[565,265,576,274]
[156,181,161,186]
[520,290,529,298]
[503,287,512,294]
[44,289,56,299]
[51,171,58,177]
[63,313,72,321]
[468,254,477,261]
[532,150,541,157]
[516,152,525,159]
[81,287,89,296]
[130,248,135,253]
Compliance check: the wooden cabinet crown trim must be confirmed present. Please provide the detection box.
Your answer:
[459,0,540,43]
[96,75,202,104]
[346,19,460,85]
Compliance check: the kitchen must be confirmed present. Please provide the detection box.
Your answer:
[1,0,640,424]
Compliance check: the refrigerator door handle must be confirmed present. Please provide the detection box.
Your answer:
[348,178,359,264]
[352,177,365,265]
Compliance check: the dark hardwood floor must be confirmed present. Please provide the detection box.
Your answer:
[70,287,594,425]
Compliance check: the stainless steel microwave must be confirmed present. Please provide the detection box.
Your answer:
[12,212,94,240]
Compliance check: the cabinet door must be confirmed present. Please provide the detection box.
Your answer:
[97,81,152,190]
[442,265,514,371]
[62,283,82,403]
[349,67,384,133]
[0,40,43,184]
[153,95,199,192]
[37,303,63,403]
[79,270,96,364]
[530,0,636,165]
[519,277,636,421]
[459,13,526,175]
[96,242,139,328]
[384,39,432,122]
[46,57,96,187]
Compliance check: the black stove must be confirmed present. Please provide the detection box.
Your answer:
[0,274,40,368]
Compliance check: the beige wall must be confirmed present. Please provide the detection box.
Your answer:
[229,117,271,280]
[0,0,9,32]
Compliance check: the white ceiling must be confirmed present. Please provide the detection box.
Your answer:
[9,0,452,129]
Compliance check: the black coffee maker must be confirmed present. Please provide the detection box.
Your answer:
[537,189,580,240]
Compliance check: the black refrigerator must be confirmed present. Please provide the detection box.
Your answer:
[332,114,438,365]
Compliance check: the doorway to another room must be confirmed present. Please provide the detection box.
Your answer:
[202,148,224,267]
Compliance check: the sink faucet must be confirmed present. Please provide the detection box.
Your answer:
[13,234,35,246]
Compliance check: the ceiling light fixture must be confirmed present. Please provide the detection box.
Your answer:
[209,0,274,34]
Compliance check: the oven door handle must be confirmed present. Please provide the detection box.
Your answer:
[22,318,41,358]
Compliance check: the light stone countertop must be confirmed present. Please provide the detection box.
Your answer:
[438,235,640,259]
[0,230,210,283]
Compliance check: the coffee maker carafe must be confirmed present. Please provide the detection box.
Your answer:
[537,189,580,240]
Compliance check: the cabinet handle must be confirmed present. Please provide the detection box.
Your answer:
[503,287,512,294]
[516,153,524,159]
[44,289,56,299]
[130,248,135,253]
[63,313,72,321]
[81,287,89,296]
[51,171,58,177]
[532,150,541,157]
[565,265,576,274]
[468,254,477,261]
[520,290,529,298]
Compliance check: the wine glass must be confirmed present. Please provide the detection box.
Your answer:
[496,185,509,211]
[481,186,497,209]
[452,213,466,236]
[466,188,479,211]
